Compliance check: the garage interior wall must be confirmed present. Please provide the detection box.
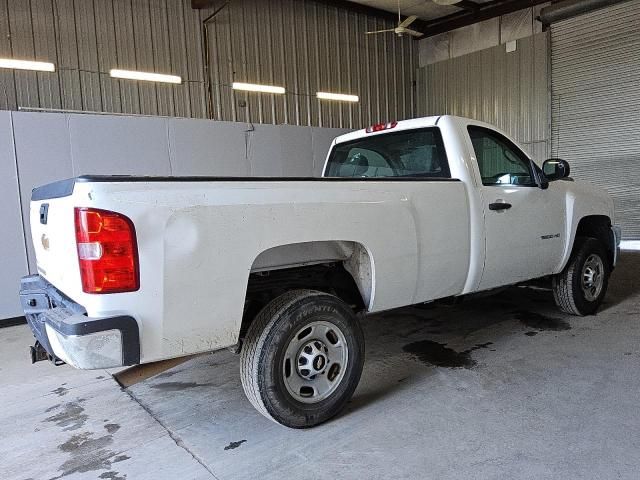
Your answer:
[0,109,349,321]
[551,0,640,240]
[416,31,550,161]
[0,0,416,129]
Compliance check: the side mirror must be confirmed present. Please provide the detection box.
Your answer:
[542,158,570,181]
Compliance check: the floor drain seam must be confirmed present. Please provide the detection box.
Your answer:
[122,387,221,480]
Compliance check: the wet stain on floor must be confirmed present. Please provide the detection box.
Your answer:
[50,431,130,480]
[462,342,493,354]
[403,341,494,369]
[224,440,247,450]
[99,471,126,480]
[59,432,110,453]
[403,341,475,368]
[104,423,120,434]
[515,311,571,331]
[44,401,88,432]
[52,387,68,397]
[150,381,212,391]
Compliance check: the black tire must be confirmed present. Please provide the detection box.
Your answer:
[552,237,610,316]
[239,289,365,428]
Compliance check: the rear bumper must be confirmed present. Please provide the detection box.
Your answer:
[19,275,140,369]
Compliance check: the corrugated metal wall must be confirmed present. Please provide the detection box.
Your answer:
[416,32,550,162]
[205,0,415,128]
[0,0,207,118]
[0,0,416,129]
[551,0,640,239]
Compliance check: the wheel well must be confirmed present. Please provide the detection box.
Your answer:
[240,262,366,339]
[575,215,613,265]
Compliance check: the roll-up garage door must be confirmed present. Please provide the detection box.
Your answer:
[551,0,640,239]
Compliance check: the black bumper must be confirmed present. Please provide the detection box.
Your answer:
[19,275,140,366]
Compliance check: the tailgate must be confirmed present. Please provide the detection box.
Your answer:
[30,179,81,295]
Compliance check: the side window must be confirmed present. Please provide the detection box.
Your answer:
[467,126,535,186]
[325,128,450,179]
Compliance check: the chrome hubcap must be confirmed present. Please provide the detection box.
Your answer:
[283,321,348,404]
[581,254,604,302]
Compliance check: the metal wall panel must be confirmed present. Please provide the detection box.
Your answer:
[416,32,550,161]
[0,0,206,117]
[68,115,172,176]
[12,112,74,273]
[551,0,640,239]
[0,111,29,319]
[0,0,415,128]
[193,0,415,128]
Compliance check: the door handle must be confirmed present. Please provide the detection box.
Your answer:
[489,202,512,211]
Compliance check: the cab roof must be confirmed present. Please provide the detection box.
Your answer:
[333,115,453,145]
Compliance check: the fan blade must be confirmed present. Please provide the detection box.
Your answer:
[398,15,418,28]
[365,29,396,34]
[404,28,424,37]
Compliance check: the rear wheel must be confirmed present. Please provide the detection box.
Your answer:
[240,289,364,428]
[552,237,610,315]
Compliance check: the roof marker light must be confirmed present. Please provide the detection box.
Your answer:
[366,121,398,133]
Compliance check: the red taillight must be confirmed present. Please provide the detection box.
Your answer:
[365,121,398,133]
[74,207,139,294]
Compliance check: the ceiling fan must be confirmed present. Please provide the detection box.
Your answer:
[365,0,423,38]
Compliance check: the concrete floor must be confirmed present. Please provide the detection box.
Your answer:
[2,252,639,480]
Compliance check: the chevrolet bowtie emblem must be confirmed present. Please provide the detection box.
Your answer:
[41,234,50,251]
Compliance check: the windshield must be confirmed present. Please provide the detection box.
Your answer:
[325,127,451,179]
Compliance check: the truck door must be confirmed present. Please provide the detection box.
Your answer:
[466,125,566,291]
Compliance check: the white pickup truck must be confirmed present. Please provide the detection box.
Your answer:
[20,115,620,428]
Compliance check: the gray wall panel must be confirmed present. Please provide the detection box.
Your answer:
[0,111,29,318]
[68,115,172,176]
[168,118,251,176]
[12,112,73,273]
[280,126,314,178]
[248,125,285,177]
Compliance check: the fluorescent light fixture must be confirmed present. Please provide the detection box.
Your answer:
[317,91,359,103]
[110,69,181,84]
[232,82,285,94]
[0,59,55,72]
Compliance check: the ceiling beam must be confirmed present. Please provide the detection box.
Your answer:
[193,0,548,41]
[455,1,481,12]
[417,0,549,38]
[306,0,430,31]
[192,0,430,31]
[191,0,216,8]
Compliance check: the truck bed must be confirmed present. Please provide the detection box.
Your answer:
[30,174,471,363]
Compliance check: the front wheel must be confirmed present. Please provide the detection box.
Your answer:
[552,237,611,315]
[240,290,364,428]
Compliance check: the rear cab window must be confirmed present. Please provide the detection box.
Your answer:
[325,128,451,179]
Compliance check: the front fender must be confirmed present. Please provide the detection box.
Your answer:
[558,180,615,272]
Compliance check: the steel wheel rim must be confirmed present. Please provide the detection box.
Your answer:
[282,320,349,404]
[581,253,604,302]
